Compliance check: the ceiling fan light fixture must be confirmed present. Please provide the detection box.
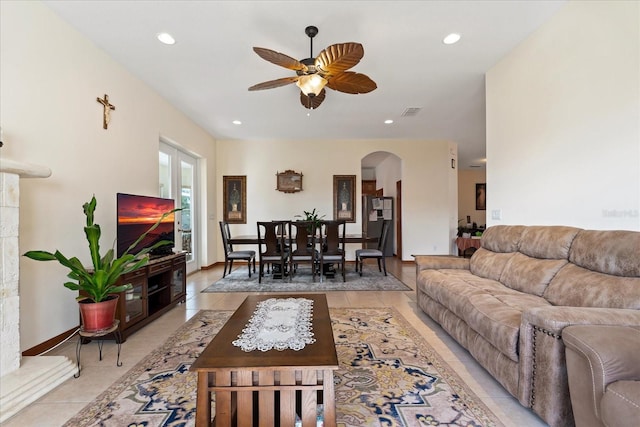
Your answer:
[296,74,328,96]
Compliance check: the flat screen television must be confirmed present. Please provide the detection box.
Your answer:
[116,193,176,258]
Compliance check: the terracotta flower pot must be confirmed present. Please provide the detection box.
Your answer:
[78,295,119,332]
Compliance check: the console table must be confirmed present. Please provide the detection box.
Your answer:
[190,294,339,427]
[455,237,482,254]
[110,252,186,341]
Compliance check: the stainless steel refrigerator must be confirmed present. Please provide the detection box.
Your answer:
[362,195,394,256]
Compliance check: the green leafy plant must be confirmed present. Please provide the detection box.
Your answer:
[23,195,180,303]
[295,208,325,232]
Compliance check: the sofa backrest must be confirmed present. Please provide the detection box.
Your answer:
[499,226,579,296]
[470,225,524,281]
[543,229,640,308]
[471,225,581,296]
[472,225,640,308]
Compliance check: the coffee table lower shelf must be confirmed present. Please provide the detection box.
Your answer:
[197,367,335,426]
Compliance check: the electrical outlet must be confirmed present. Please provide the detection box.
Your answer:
[491,209,502,220]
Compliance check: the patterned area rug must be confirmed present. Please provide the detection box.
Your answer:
[202,265,412,292]
[63,308,504,427]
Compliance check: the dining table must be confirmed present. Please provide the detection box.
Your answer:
[228,233,378,245]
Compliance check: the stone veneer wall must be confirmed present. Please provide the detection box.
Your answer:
[0,160,79,424]
[0,170,21,374]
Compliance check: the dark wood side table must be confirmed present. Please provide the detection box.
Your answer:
[75,320,122,378]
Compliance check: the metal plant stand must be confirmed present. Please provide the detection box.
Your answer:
[75,320,122,378]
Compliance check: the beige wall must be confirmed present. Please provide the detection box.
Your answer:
[1,1,217,350]
[458,170,487,227]
[486,0,639,230]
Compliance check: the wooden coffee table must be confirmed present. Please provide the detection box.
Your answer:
[190,294,338,427]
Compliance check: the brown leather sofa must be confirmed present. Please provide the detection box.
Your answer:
[415,225,640,426]
[563,325,640,427]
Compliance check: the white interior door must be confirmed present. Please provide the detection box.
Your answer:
[159,141,199,274]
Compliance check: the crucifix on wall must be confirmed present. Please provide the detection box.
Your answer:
[96,94,115,129]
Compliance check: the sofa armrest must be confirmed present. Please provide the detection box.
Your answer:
[414,255,470,273]
[516,307,640,425]
[564,325,640,389]
[522,306,640,336]
[563,325,640,427]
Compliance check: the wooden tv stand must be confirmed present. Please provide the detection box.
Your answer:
[113,252,187,341]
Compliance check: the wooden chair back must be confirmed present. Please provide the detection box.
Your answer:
[378,220,391,252]
[321,220,346,254]
[289,221,316,255]
[257,221,286,256]
[219,221,233,255]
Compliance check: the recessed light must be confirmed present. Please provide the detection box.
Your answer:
[157,32,176,45]
[443,33,461,45]
[232,120,242,125]
[384,119,394,124]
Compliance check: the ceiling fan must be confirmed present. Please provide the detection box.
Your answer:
[248,26,377,110]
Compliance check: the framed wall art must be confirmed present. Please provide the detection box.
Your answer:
[476,183,486,211]
[223,175,246,223]
[333,175,356,222]
[276,170,303,193]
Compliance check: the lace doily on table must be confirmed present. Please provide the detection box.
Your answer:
[232,297,316,352]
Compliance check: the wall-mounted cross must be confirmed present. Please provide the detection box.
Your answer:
[96,94,115,129]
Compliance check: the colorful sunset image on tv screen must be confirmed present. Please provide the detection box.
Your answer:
[116,193,175,257]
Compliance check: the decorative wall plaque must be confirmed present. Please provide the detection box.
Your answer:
[276,170,303,193]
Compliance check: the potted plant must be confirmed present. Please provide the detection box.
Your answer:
[295,208,325,234]
[23,195,179,332]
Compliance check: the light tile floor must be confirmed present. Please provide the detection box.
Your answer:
[2,259,548,427]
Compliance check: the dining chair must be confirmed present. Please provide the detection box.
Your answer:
[288,220,318,282]
[355,219,391,276]
[219,221,255,278]
[319,220,346,282]
[257,221,289,283]
[273,219,291,255]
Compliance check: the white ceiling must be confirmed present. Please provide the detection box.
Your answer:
[43,0,566,169]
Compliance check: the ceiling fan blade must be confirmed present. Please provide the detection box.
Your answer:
[315,43,364,75]
[300,89,326,109]
[248,76,299,91]
[326,72,377,94]
[253,47,307,71]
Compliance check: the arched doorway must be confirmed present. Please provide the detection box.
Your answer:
[361,151,402,259]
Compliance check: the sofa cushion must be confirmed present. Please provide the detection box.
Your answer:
[500,252,568,296]
[481,225,525,253]
[569,229,640,277]
[417,269,488,320]
[544,263,640,309]
[462,291,550,362]
[469,225,524,281]
[417,268,551,362]
[518,226,580,260]
[470,249,516,281]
